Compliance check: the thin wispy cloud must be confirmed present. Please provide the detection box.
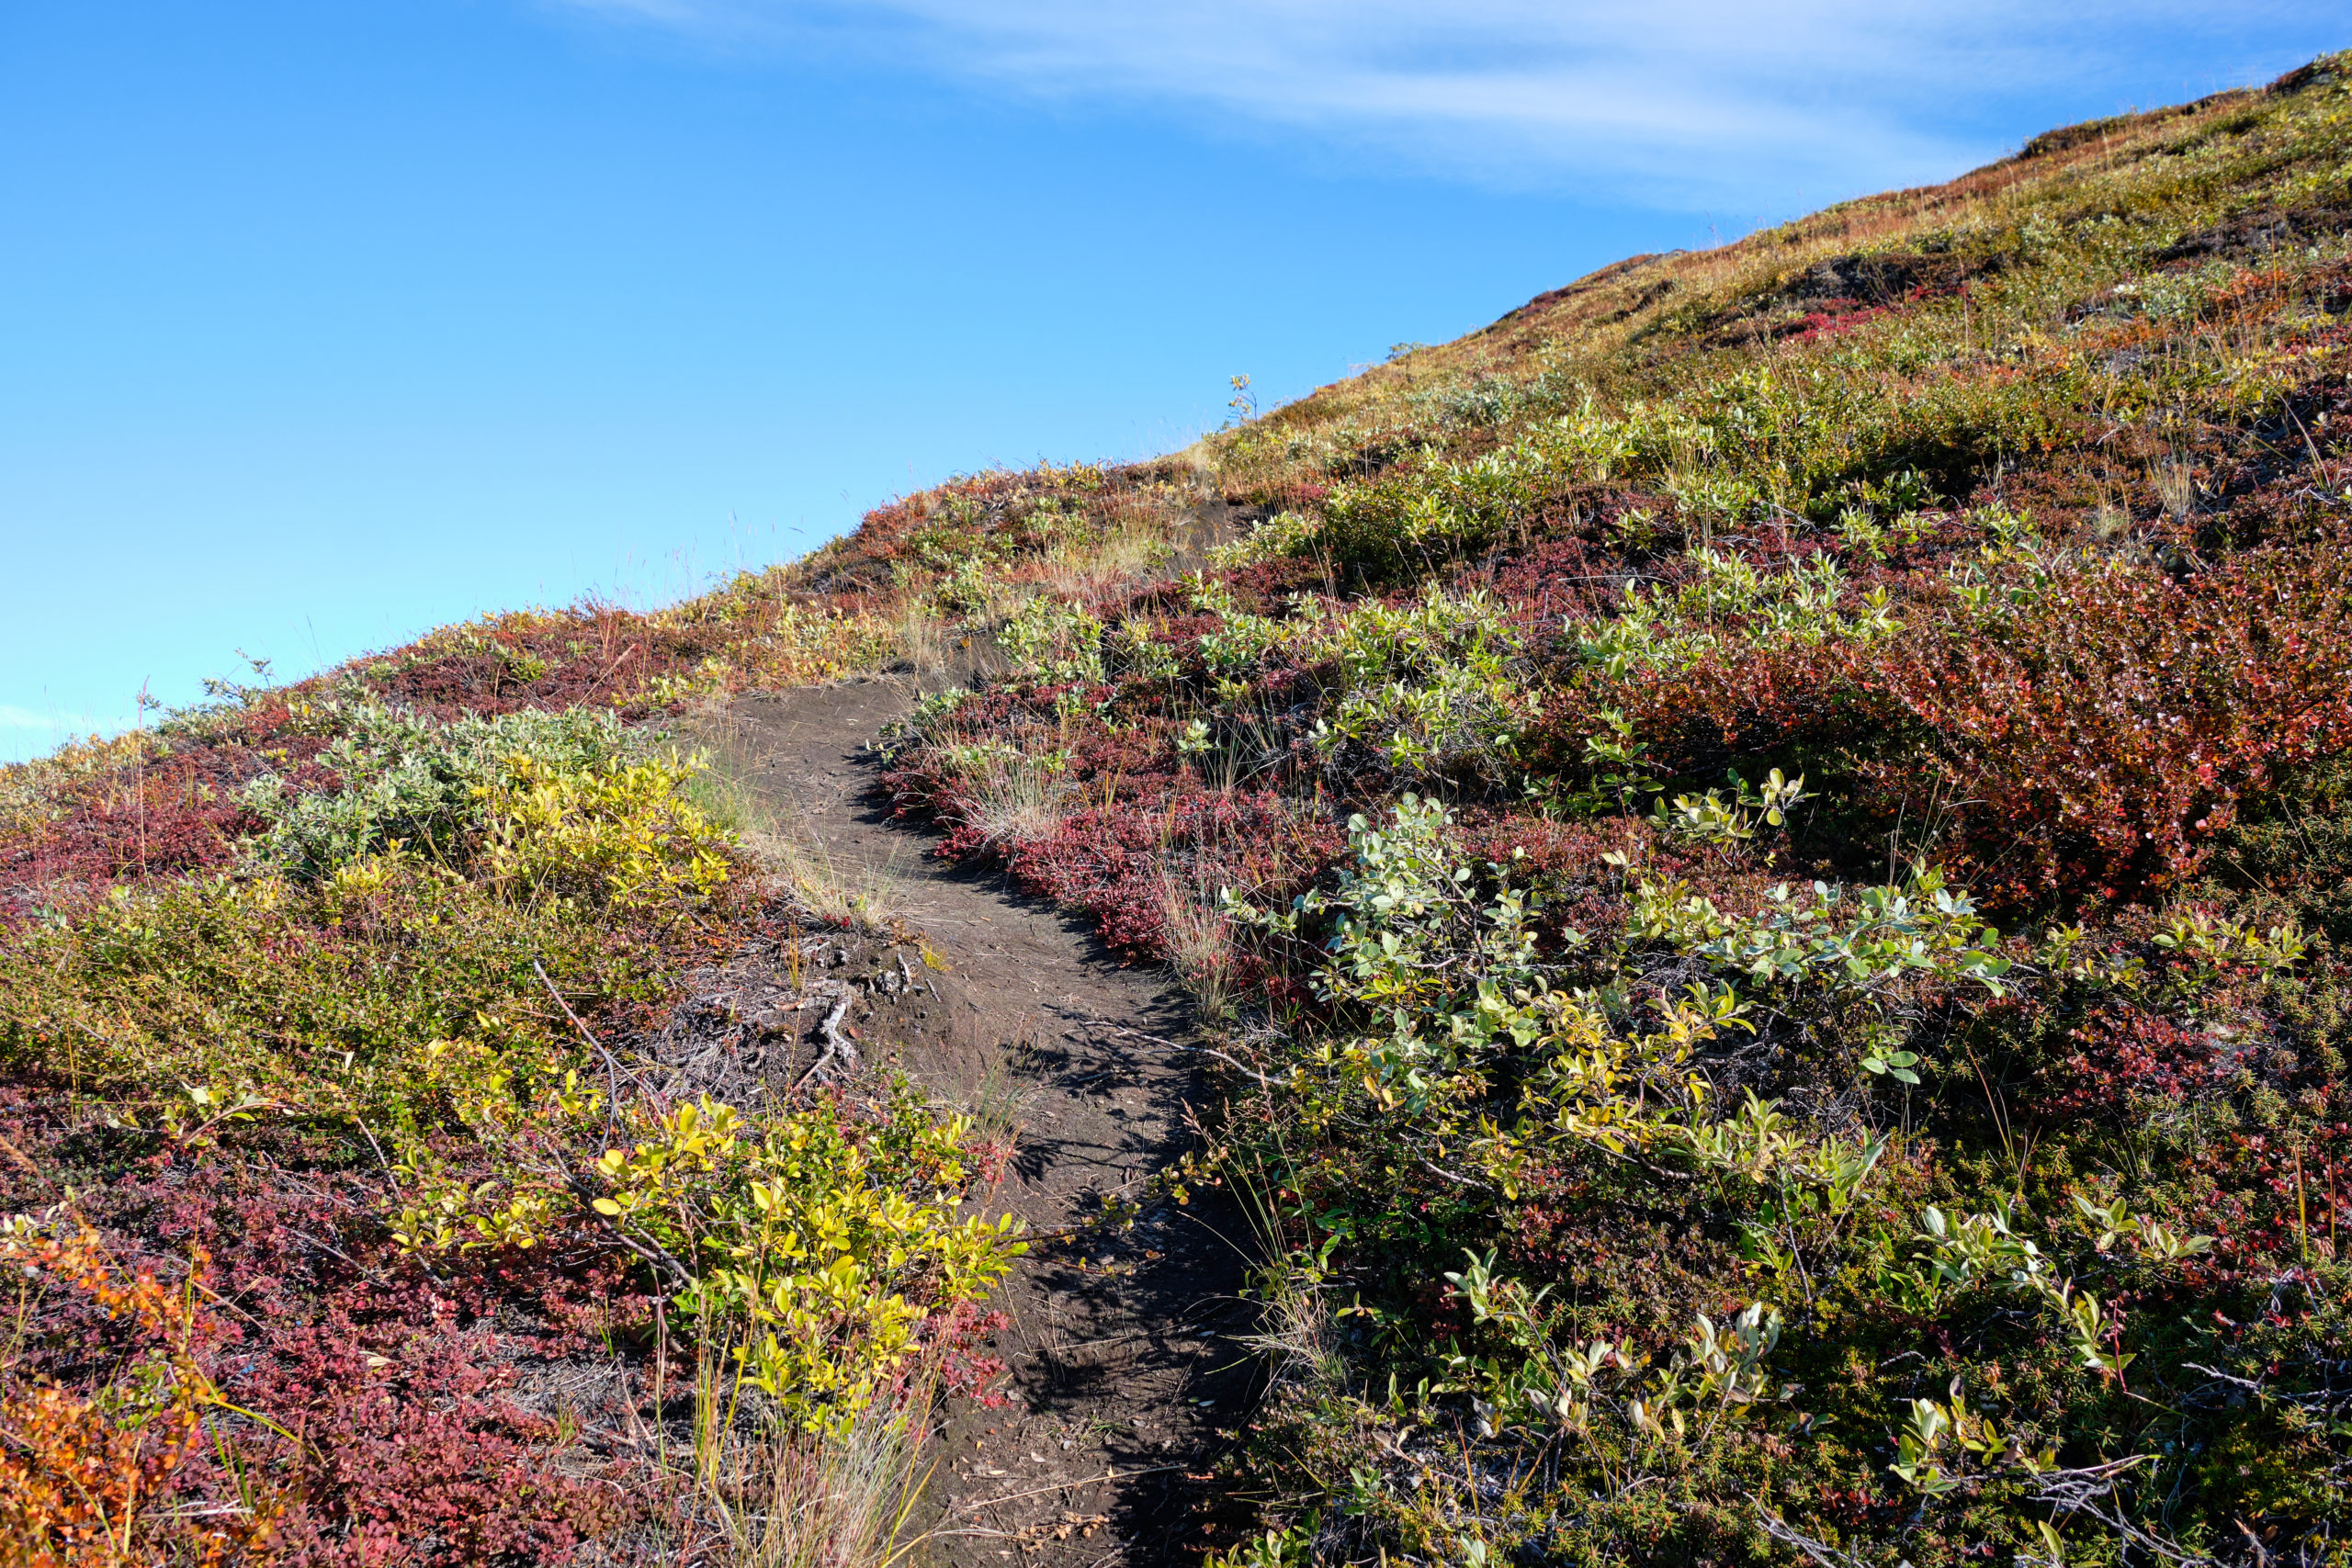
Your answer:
[539,0,2320,205]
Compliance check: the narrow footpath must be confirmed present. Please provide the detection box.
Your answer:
[728,677,1252,1567]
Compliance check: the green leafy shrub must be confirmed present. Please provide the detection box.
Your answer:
[998,593,1106,682]
[588,1090,1023,1434]
[1322,448,1551,578]
[241,701,646,878]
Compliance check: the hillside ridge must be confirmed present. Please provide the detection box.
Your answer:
[6,50,2352,1568]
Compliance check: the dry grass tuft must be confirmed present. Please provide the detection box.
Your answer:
[688,1353,935,1568]
[2150,453,2197,520]
[956,755,1071,848]
[1159,879,1238,1023]
[765,830,907,935]
[960,1038,1038,1159]
[892,602,950,679]
[1227,1160,1348,1400]
[1041,519,1175,600]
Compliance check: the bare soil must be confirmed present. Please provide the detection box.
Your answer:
[724,677,1253,1568]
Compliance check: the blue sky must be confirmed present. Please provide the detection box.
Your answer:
[1,1,2340,761]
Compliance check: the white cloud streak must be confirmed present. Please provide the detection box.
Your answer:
[538,0,2328,206]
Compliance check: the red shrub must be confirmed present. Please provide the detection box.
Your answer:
[1,731,334,902]
[0,1100,652,1566]
[987,789,1346,962]
[1873,543,2352,902]
[2025,1000,2242,1119]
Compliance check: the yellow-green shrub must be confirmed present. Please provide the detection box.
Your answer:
[0,856,615,1129]
[480,751,732,911]
[589,1093,1024,1434]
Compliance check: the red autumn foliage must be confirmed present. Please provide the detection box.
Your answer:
[1,727,334,905]
[0,1096,659,1567]
[2026,1000,2242,1119]
[1871,539,2352,903]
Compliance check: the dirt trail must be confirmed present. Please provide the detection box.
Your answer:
[727,678,1250,1568]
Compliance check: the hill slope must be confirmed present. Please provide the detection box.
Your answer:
[7,51,2352,1568]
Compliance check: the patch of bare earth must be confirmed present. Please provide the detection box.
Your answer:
[721,678,1252,1568]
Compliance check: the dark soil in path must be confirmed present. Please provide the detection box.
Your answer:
[724,677,1254,1568]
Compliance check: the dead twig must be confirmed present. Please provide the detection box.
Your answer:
[794,983,860,1088]
[1746,1506,1875,1568]
[0,1128,40,1178]
[535,957,625,1132]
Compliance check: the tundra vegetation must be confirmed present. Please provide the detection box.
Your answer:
[7,51,2352,1568]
